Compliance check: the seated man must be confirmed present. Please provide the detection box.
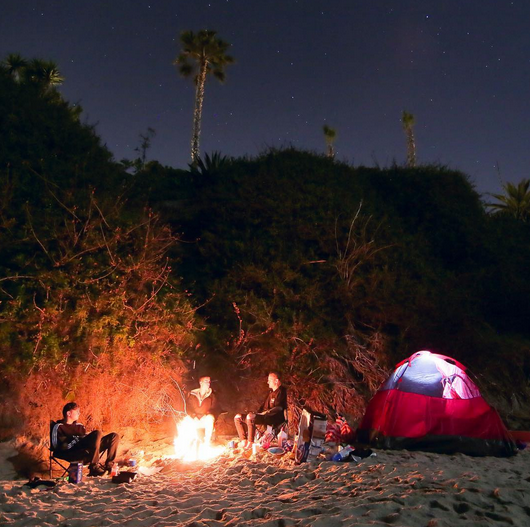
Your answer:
[51,402,119,477]
[234,372,288,449]
[185,375,217,445]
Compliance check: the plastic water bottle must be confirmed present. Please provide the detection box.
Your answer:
[110,463,119,477]
[332,446,354,462]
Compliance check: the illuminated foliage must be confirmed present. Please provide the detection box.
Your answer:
[0,60,197,435]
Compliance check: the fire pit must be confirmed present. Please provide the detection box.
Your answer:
[173,416,225,462]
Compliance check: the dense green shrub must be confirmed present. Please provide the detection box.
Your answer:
[151,148,530,419]
[2,59,529,431]
[0,67,197,437]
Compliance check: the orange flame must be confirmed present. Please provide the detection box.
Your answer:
[173,416,224,462]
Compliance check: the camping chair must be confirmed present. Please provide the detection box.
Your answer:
[49,447,84,479]
[255,408,289,444]
[275,408,289,435]
[48,420,92,478]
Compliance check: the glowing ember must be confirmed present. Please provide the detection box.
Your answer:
[173,416,225,462]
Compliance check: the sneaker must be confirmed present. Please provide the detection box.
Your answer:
[88,463,106,477]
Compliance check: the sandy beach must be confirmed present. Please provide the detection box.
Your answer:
[1,430,529,527]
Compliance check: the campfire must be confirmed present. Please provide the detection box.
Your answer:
[173,416,225,462]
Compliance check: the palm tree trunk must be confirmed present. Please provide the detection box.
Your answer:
[406,128,416,168]
[191,60,208,164]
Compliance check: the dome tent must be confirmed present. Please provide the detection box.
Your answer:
[357,350,517,457]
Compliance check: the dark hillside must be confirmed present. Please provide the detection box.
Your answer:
[2,67,530,442]
[151,149,530,425]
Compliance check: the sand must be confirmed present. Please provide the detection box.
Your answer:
[1,433,529,527]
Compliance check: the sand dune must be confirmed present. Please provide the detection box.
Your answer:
[1,435,529,527]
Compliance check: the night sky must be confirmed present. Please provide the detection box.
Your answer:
[2,1,529,195]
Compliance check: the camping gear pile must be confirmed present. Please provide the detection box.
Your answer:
[325,414,356,444]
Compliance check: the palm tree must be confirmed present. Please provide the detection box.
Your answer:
[488,179,530,222]
[3,53,28,82]
[3,54,64,90]
[174,30,234,164]
[323,125,337,159]
[401,111,416,167]
[27,59,64,88]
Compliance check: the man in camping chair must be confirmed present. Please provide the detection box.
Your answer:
[51,402,120,477]
[234,372,288,449]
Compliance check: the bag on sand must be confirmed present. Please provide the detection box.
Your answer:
[111,471,137,484]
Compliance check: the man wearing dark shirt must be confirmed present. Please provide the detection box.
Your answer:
[234,372,288,449]
[51,402,119,477]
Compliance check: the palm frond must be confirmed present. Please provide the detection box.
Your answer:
[487,179,530,221]
[212,69,226,82]
[179,62,193,77]
[4,52,28,78]
[401,110,415,128]
[323,125,337,142]
[188,151,231,177]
